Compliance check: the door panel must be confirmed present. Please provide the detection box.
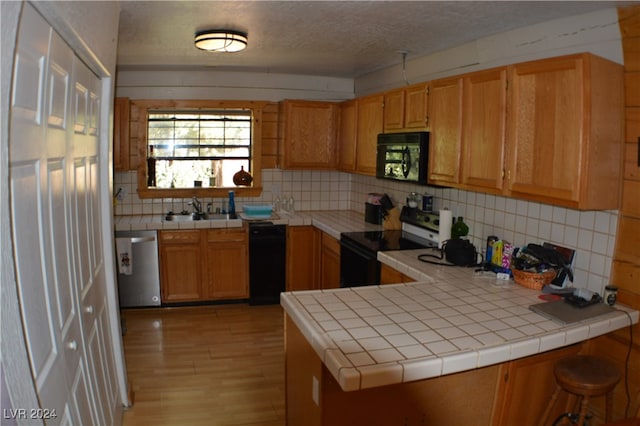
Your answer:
[10,162,58,386]
[9,4,119,423]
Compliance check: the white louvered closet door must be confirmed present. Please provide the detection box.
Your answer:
[9,4,118,425]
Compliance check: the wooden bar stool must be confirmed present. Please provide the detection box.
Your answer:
[539,355,621,426]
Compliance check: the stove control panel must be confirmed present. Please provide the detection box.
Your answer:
[399,207,440,233]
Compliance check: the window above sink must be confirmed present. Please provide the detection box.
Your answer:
[132,99,269,199]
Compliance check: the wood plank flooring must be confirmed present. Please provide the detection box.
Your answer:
[120,304,285,426]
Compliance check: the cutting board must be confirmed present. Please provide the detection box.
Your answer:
[383,207,401,230]
[529,300,614,324]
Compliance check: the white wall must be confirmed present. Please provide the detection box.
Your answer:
[355,8,623,95]
[116,70,354,101]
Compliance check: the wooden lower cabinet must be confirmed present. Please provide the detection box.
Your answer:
[285,314,589,426]
[380,263,414,284]
[493,344,583,426]
[159,230,205,302]
[320,232,341,289]
[287,226,320,291]
[159,228,248,303]
[285,228,340,291]
[206,228,248,299]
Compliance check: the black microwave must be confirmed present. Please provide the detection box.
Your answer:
[376,132,429,184]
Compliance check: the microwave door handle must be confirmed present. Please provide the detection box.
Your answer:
[402,147,411,178]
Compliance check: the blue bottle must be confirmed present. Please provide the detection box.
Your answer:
[228,190,236,219]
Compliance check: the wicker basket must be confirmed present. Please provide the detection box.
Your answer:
[512,268,557,291]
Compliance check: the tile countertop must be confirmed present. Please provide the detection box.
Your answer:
[280,248,638,392]
[114,209,382,237]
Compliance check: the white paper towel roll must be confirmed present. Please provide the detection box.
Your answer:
[438,209,452,248]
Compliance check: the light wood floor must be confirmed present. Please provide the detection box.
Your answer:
[120,304,285,426]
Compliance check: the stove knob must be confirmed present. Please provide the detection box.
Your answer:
[434,219,439,226]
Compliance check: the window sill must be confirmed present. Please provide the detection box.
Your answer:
[137,186,263,199]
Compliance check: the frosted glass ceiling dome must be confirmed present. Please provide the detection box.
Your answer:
[194,30,247,53]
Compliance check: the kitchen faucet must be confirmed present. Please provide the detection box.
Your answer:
[189,196,203,216]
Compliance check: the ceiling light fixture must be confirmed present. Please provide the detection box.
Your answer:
[194,29,248,53]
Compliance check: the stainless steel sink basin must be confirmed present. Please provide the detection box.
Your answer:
[164,212,229,221]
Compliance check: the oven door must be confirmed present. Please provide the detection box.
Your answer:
[339,237,380,287]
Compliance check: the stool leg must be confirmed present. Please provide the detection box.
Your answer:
[576,396,590,426]
[564,393,578,416]
[540,385,562,426]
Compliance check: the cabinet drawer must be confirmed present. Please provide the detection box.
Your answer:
[159,230,201,244]
[207,228,246,243]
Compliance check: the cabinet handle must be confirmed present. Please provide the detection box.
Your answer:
[84,305,94,314]
[637,137,639,167]
[67,340,78,351]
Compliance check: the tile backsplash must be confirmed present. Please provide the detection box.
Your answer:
[114,169,618,293]
[113,169,350,216]
[350,174,618,294]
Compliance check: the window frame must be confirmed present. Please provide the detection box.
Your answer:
[133,100,267,199]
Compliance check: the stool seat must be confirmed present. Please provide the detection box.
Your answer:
[555,355,621,396]
[539,355,621,426]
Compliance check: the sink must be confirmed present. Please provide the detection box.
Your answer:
[164,213,193,222]
[203,213,228,220]
[164,212,230,221]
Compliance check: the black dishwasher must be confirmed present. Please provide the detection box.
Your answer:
[248,222,286,305]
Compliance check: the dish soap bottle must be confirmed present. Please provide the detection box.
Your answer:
[228,190,237,219]
[451,216,469,239]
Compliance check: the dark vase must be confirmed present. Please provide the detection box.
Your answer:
[233,166,253,186]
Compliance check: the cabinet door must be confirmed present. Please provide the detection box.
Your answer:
[206,229,248,299]
[356,94,384,175]
[337,100,357,172]
[507,54,623,209]
[383,88,405,131]
[380,264,413,284]
[461,68,507,192]
[280,100,338,169]
[287,226,320,291]
[404,83,429,129]
[320,232,341,289]
[113,97,130,171]
[506,57,584,203]
[159,231,204,302]
[492,344,582,426]
[428,77,463,185]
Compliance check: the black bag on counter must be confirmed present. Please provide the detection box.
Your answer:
[443,239,480,267]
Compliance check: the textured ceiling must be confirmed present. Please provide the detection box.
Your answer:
[116,1,624,78]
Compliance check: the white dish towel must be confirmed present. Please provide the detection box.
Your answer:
[116,238,133,275]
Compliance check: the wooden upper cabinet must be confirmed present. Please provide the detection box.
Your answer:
[113,97,130,171]
[383,88,405,130]
[461,67,507,193]
[383,83,429,131]
[337,100,357,172]
[428,77,463,185]
[404,82,429,129]
[279,100,339,169]
[506,53,624,209]
[356,94,384,175]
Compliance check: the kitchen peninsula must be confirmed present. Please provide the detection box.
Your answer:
[281,250,638,425]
